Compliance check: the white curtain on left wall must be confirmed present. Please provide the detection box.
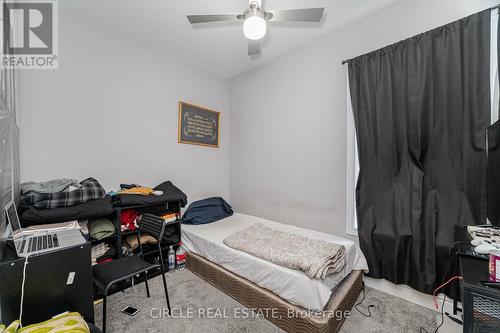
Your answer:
[346,72,359,236]
[0,50,19,245]
[491,8,499,124]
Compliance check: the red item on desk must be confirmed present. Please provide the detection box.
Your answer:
[490,249,500,282]
[120,209,138,231]
[97,257,113,265]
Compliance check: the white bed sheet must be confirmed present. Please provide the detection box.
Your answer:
[181,213,368,311]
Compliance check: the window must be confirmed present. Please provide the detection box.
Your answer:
[491,8,499,124]
[346,73,359,236]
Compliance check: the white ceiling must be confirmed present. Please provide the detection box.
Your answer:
[63,0,399,78]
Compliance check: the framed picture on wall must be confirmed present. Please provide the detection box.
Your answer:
[178,101,220,148]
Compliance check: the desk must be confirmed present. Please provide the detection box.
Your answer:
[0,242,94,326]
[460,255,500,332]
[453,245,489,315]
[453,226,490,315]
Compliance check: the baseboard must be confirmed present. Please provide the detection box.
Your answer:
[363,277,458,315]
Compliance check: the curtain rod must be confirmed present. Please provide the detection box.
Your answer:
[341,3,500,65]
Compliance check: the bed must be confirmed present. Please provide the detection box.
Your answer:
[182,213,368,333]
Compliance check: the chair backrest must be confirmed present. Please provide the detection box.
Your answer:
[137,213,166,241]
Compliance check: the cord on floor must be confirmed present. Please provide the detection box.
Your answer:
[435,294,446,332]
[419,241,463,333]
[419,293,446,333]
[354,285,374,318]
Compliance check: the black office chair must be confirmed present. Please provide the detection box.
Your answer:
[87,322,102,333]
[92,214,172,333]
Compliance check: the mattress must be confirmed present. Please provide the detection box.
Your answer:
[181,213,368,311]
[187,252,364,333]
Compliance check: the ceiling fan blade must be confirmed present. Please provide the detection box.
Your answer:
[267,8,325,22]
[248,40,260,56]
[187,13,241,24]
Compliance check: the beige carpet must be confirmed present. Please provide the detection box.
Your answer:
[94,269,437,333]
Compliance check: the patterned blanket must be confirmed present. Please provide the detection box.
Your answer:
[21,178,106,210]
[223,223,346,280]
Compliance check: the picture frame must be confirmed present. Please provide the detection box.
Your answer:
[178,101,220,148]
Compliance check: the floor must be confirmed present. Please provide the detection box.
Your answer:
[94,269,440,333]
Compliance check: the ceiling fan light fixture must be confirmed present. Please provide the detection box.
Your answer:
[187,2,325,55]
[243,12,266,40]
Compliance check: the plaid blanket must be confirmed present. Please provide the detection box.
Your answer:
[22,178,106,210]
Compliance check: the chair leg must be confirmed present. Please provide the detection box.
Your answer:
[102,295,107,333]
[158,246,171,313]
[144,272,150,298]
[161,271,171,313]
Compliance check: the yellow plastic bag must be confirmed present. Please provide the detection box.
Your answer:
[3,312,89,333]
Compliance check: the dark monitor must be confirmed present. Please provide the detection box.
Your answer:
[487,120,500,227]
[4,200,20,233]
[0,201,21,260]
[0,222,6,260]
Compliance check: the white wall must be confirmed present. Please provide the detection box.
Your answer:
[228,0,499,311]
[17,10,230,202]
[229,0,499,238]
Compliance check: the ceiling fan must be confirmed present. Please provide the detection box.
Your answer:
[186,0,325,55]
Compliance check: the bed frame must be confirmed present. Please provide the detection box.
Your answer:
[186,252,363,333]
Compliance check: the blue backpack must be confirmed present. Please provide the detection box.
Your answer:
[181,197,233,225]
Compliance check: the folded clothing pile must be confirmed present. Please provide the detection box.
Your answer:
[118,185,158,196]
[20,178,112,227]
[125,234,157,250]
[120,209,138,231]
[21,178,106,210]
[21,178,80,194]
[19,179,187,227]
[91,242,116,265]
[88,217,115,240]
[111,181,187,208]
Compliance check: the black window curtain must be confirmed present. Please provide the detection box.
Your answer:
[348,9,491,293]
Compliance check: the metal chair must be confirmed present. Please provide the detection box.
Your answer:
[92,214,172,333]
[87,322,102,333]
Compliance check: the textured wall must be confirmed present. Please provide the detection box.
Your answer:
[18,10,230,203]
